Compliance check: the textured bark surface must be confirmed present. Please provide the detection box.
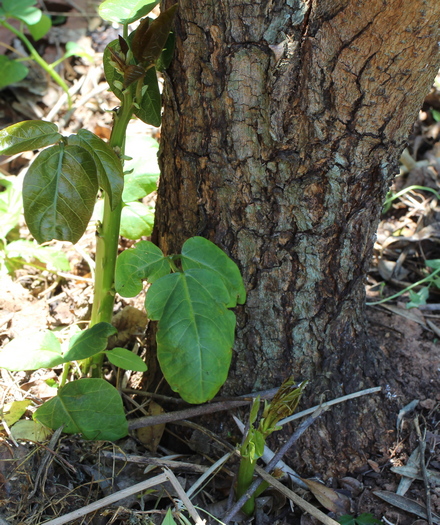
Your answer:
[153,0,440,475]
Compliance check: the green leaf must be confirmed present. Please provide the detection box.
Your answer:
[0,56,28,89]
[2,0,42,25]
[68,130,123,210]
[10,419,52,442]
[338,516,356,525]
[27,13,51,40]
[0,120,61,155]
[5,239,71,271]
[120,201,154,240]
[63,322,117,362]
[122,135,159,202]
[98,0,159,25]
[355,514,383,525]
[23,144,98,244]
[131,4,177,68]
[64,41,93,62]
[106,347,147,372]
[34,378,128,440]
[0,174,23,238]
[162,509,178,525]
[406,287,429,309]
[103,39,124,102]
[426,259,440,270]
[181,237,247,307]
[0,330,64,371]
[115,240,170,297]
[432,109,440,122]
[146,269,236,403]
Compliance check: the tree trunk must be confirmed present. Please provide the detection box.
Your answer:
[153,0,440,475]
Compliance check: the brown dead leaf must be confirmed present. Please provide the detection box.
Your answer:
[136,401,165,453]
[301,478,351,515]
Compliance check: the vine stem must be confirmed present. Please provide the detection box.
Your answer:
[0,19,72,108]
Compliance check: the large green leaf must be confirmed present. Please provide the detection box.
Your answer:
[146,269,236,403]
[0,330,64,371]
[34,378,128,440]
[67,130,123,210]
[98,0,159,25]
[1,0,42,25]
[0,120,61,155]
[103,40,162,126]
[0,56,28,89]
[181,237,247,307]
[23,144,98,244]
[63,323,117,362]
[5,239,71,271]
[115,240,170,297]
[120,201,154,240]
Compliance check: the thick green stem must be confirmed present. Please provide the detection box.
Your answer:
[0,20,72,107]
[84,90,134,377]
[236,457,257,515]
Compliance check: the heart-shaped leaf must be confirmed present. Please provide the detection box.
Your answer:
[120,201,154,240]
[146,269,236,403]
[1,0,42,25]
[0,120,61,155]
[0,56,28,89]
[98,0,159,25]
[23,144,98,244]
[63,323,117,362]
[0,330,64,371]
[67,130,123,210]
[106,347,147,371]
[27,13,51,40]
[115,240,170,297]
[181,237,247,307]
[34,378,128,440]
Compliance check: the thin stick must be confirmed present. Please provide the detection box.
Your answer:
[279,386,382,426]
[255,466,340,525]
[128,399,252,430]
[186,452,233,499]
[41,473,169,525]
[99,450,208,473]
[415,417,433,525]
[163,468,206,525]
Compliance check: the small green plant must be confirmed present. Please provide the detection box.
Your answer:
[0,0,90,106]
[236,378,307,515]
[338,513,382,525]
[0,0,246,441]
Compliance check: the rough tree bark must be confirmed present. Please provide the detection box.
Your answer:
[152,0,440,475]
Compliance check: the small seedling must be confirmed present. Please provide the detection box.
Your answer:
[0,0,246,441]
[236,378,307,515]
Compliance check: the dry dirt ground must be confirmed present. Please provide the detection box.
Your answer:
[0,2,439,525]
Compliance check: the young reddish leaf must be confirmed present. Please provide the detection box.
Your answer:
[131,4,178,68]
